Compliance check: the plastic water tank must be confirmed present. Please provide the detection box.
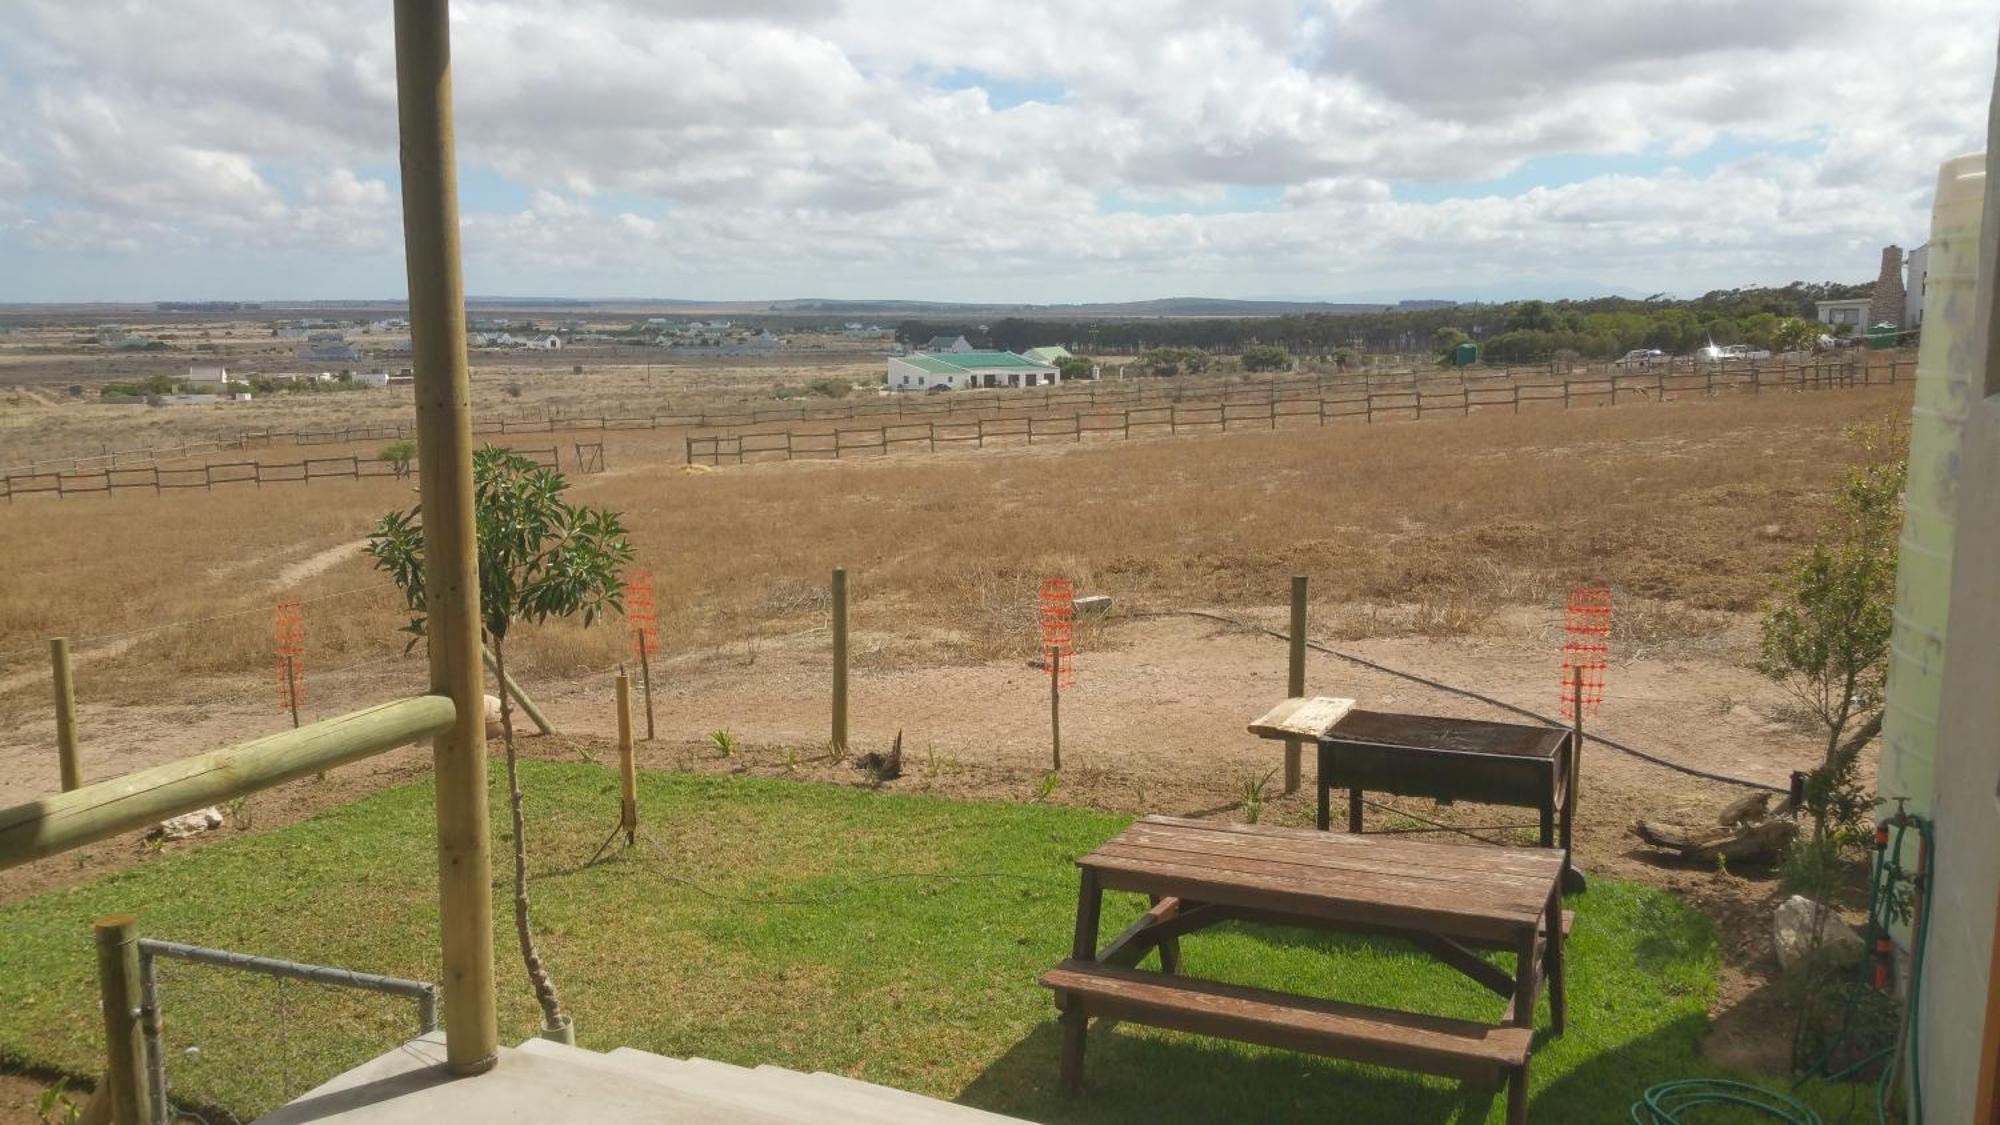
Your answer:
[1880,151,1986,819]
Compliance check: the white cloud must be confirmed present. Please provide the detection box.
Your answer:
[0,0,1990,301]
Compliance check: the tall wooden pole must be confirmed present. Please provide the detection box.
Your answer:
[1284,576,1307,794]
[284,654,302,729]
[50,638,81,792]
[93,915,151,1125]
[394,0,497,1077]
[831,567,848,754]
[616,671,637,846]
[1050,646,1062,771]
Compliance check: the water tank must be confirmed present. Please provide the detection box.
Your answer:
[1866,322,1901,350]
[1880,152,1985,829]
[1452,341,1478,367]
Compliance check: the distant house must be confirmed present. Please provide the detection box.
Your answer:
[353,371,391,388]
[300,331,362,363]
[920,335,974,354]
[886,350,1060,392]
[1022,346,1073,365]
[523,335,563,350]
[187,363,230,386]
[1815,298,1871,331]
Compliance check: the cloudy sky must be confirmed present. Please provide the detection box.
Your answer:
[0,1,1992,304]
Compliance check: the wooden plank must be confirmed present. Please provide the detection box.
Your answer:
[1087,841,1550,920]
[1249,696,1356,741]
[1131,816,1565,880]
[1106,826,1556,894]
[1082,852,1531,943]
[1041,960,1530,1080]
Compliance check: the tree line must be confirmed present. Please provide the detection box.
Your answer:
[888,281,1872,364]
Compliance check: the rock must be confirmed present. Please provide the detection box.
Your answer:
[1773,894,1866,972]
[152,807,224,842]
[1072,594,1113,617]
[1718,792,1773,828]
[484,693,504,739]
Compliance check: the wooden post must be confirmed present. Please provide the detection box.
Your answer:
[1050,646,1062,771]
[831,567,849,754]
[394,0,498,1077]
[480,646,555,736]
[636,633,656,741]
[51,638,82,792]
[94,915,151,1125]
[1565,664,1585,874]
[1284,576,1307,795]
[284,654,302,729]
[616,671,637,846]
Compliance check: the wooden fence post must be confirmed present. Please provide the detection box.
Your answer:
[1285,576,1307,795]
[831,567,849,754]
[616,671,637,846]
[1050,646,1062,772]
[51,638,82,791]
[94,915,152,1125]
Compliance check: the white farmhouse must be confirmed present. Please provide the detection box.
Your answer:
[187,363,231,386]
[353,371,391,388]
[524,335,563,350]
[1815,298,1871,331]
[887,350,1061,392]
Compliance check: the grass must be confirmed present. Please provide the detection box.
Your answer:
[0,763,1855,1122]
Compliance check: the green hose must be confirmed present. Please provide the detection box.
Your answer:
[1631,813,1934,1125]
[1629,1078,1822,1123]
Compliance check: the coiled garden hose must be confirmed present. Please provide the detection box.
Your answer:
[1629,1078,1822,1123]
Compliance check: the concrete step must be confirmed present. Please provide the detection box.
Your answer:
[778,1066,1027,1123]
[606,1048,917,1123]
[258,1032,796,1124]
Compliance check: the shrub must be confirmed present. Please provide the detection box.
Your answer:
[1241,344,1292,372]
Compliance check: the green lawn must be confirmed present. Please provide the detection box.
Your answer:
[0,763,1844,1122]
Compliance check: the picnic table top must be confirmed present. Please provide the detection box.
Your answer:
[1079,816,1564,943]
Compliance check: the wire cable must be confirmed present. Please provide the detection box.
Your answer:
[1167,608,1788,794]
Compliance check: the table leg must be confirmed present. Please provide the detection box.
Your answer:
[1347,787,1364,834]
[1062,869,1103,1093]
[1544,886,1566,1036]
[1150,894,1182,975]
[1315,743,1331,831]
[1509,925,1539,1030]
[1538,794,1554,849]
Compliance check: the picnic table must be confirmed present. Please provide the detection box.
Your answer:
[1040,816,1568,1124]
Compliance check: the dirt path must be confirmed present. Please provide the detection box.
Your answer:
[270,537,370,590]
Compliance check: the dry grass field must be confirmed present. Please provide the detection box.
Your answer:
[0,378,1907,725]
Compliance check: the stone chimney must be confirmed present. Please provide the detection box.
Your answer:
[1868,244,1906,328]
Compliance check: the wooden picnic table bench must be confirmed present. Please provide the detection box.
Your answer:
[1041,816,1568,1124]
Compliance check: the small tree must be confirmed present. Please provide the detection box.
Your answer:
[367,446,633,1039]
[1055,355,1094,382]
[378,439,417,479]
[1241,344,1292,372]
[1757,422,1904,840]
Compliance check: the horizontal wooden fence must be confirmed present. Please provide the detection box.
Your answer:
[7,356,1910,477]
[685,359,1900,466]
[0,446,588,503]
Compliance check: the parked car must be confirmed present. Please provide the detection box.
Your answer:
[1696,343,1772,364]
[1614,348,1668,369]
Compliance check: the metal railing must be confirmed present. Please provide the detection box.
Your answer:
[136,938,438,1125]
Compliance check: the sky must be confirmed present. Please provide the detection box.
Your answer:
[0,0,1993,305]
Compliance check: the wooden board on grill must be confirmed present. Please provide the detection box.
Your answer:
[1248,696,1356,741]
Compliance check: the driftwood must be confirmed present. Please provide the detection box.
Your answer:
[856,730,903,781]
[1633,816,1796,864]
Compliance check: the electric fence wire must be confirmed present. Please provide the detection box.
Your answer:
[1167,608,1789,794]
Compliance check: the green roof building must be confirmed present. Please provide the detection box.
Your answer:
[887,350,1061,392]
